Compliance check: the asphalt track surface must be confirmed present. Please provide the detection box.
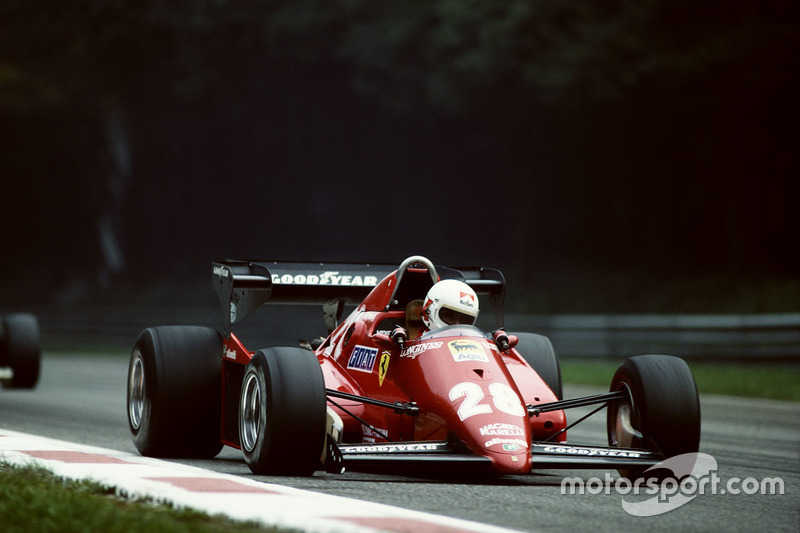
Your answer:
[1,352,798,532]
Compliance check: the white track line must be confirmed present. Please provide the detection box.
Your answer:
[0,429,523,533]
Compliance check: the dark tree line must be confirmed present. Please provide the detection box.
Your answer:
[1,1,797,305]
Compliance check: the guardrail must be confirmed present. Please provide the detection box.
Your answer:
[505,313,800,360]
[6,307,800,361]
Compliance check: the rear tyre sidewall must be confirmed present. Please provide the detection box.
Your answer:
[127,326,223,458]
[240,347,326,475]
[512,332,563,400]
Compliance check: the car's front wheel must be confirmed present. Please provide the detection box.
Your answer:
[239,347,326,475]
[607,354,700,477]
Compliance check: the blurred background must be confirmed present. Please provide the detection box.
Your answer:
[2,0,798,314]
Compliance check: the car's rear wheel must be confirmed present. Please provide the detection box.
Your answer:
[1,313,41,389]
[513,332,563,400]
[607,354,701,477]
[128,326,223,458]
[239,347,326,475]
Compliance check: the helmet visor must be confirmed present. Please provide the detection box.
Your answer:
[439,306,476,326]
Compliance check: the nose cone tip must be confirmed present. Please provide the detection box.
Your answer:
[488,450,532,474]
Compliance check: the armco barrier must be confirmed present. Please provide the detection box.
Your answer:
[505,313,800,360]
[6,306,800,361]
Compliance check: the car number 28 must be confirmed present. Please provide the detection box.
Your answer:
[448,382,526,420]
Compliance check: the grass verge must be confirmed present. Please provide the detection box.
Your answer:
[560,359,800,402]
[0,462,289,533]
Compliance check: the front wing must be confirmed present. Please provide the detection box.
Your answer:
[329,441,663,473]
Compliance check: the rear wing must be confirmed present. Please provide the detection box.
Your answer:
[212,260,393,336]
[212,258,506,336]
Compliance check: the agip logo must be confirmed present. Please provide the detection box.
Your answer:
[448,340,489,363]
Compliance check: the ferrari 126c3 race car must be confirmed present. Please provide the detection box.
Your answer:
[127,255,701,477]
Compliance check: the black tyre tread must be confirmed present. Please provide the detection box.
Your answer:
[610,354,701,458]
[128,326,222,458]
[512,332,563,400]
[2,313,41,389]
[241,347,326,476]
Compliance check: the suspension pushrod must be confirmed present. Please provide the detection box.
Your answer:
[326,388,419,415]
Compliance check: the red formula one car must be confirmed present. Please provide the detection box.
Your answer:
[127,256,700,476]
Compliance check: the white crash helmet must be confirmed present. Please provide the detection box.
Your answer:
[422,279,479,330]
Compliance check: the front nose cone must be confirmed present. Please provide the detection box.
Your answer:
[481,437,531,473]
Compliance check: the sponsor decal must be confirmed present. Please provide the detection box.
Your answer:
[484,438,529,450]
[347,345,378,373]
[344,443,442,454]
[213,265,229,277]
[459,291,476,307]
[362,427,388,439]
[362,426,389,443]
[542,445,642,458]
[452,351,490,362]
[448,340,489,363]
[400,341,443,359]
[378,351,391,386]
[479,423,525,436]
[224,348,236,360]
[271,271,378,287]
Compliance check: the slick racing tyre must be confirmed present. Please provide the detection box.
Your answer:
[239,347,327,476]
[1,313,41,389]
[607,354,700,477]
[513,332,563,400]
[128,326,223,458]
